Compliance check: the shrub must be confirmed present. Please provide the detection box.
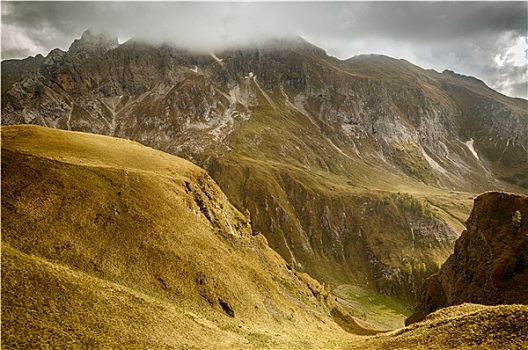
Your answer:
[511,210,522,234]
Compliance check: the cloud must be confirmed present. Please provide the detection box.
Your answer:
[1,1,527,98]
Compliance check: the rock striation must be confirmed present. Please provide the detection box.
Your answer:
[406,192,528,325]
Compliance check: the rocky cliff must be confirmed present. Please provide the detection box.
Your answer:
[2,31,527,309]
[406,192,528,325]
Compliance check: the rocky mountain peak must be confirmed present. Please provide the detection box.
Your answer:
[68,29,118,56]
[42,48,66,67]
[441,69,487,87]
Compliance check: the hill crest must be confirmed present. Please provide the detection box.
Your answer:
[2,125,380,348]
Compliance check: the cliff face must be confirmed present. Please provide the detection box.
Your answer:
[2,31,527,307]
[406,192,528,325]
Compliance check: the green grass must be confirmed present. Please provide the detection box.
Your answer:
[333,284,411,330]
[390,141,437,185]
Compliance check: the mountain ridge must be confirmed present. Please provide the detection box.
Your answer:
[2,32,527,317]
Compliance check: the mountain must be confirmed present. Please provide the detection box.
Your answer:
[2,31,527,318]
[2,125,379,348]
[406,192,528,325]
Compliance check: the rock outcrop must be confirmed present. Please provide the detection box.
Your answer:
[406,192,528,325]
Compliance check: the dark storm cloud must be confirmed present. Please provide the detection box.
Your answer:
[2,1,527,98]
[361,2,526,40]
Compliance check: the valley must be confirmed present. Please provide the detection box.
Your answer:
[1,30,527,347]
[2,125,526,349]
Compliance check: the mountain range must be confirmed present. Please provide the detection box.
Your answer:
[2,29,527,324]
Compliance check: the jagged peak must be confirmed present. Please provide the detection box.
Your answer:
[45,48,66,59]
[42,48,66,67]
[68,29,119,55]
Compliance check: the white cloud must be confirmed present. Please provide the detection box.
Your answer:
[506,35,528,67]
[1,23,48,58]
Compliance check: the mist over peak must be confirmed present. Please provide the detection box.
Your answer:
[68,29,119,55]
[2,1,527,98]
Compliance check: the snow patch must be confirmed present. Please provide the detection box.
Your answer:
[190,65,198,73]
[465,138,480,160]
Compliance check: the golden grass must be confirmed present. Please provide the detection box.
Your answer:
[0,116,475,332]
[2,125,358,349]
[2,116,524,350]
[346,303,528,350]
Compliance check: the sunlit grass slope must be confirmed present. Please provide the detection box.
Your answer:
[1,125,365,349]
[347,303,528,350]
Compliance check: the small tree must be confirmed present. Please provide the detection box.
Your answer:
[511,210,522,234]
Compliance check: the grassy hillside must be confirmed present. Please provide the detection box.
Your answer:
[347,303,528,350]
[1,125,364,349]
[207,78,476,314]
[3,125,526,350]
[3,38,526,331]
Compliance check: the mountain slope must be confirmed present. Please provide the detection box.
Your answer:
[406,192,528,325]
[2,33,527,317]
[347,303,528,350]
[1,125,367,349]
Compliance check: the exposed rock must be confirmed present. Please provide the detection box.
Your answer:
[406,192,528,325]
[68,29,119,56]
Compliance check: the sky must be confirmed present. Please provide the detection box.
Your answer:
[2,1,527,99]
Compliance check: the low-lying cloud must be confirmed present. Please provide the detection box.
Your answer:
[2,1,527,98]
